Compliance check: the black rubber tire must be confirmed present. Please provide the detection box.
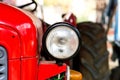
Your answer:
[72,22,110,80]
[110,66,120,80]
[110,42,120,80]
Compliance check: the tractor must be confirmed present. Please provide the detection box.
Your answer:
[0,2,82,80]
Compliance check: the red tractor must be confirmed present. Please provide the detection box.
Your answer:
[0,0,111,80]
[0,2,82,80]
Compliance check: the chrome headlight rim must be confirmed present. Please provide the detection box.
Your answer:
[42,22,81,60]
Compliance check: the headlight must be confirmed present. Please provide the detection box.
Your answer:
[42,22,81,60]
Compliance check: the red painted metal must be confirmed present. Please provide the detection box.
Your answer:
[63,12,77,27]
[8,59,21,80]
[0,2,38,58]
[0,2,68,80]
[38,62,67,80]
[0,24,21,59]
[21,57,38,80]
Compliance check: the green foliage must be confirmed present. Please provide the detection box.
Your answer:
[49,73,64,80]
[52,75,64,80]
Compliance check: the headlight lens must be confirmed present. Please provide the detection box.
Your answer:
[43,22,81,60]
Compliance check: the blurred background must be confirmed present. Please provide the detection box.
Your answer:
[2,0,107,24]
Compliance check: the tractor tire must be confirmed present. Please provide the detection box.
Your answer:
[72,22,110,80]
[110,66,120,80]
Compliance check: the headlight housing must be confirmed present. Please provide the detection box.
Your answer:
[42,22,81,60]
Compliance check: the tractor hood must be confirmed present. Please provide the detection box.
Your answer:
[0,2,43,59]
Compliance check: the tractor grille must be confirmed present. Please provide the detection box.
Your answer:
[0,47,7,80]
